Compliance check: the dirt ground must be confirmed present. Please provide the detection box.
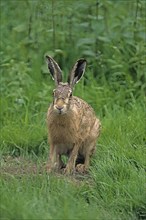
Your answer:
[0,156,91,184]
[0,156,43,177]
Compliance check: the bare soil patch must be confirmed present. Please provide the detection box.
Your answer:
[0,156,42,176]
[0,156,93,185]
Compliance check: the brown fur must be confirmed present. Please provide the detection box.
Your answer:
[46,56,101,174]
[47,96,101,174]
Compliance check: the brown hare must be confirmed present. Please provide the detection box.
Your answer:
[46,55,101,174]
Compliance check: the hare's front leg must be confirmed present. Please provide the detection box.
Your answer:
[76,142,96,173]
[46,145,63,172]
[64,144,79,175]
[76,153,90,173]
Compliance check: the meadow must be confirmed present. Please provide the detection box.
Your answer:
[0,1,146,219]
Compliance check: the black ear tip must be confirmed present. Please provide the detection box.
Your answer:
[78,58,87,64]
[46,55,50,59]
[45,55,54,61]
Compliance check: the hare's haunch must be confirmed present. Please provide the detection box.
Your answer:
[46,56,101,174]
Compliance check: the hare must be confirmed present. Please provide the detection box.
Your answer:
[46,55,101,174]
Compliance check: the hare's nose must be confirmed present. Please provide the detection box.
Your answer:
[56,106,63,111]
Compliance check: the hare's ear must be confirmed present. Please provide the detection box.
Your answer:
[46,55,62,85]
[68,59,87,88]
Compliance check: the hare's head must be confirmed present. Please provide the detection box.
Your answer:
[46,56,86,115]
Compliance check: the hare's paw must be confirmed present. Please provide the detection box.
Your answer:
[45,162,59,173]
[45,164,53,173]
[63,165,75,175]
[76,164,88,174]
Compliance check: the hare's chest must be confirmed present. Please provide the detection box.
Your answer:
[48,117,77,145]
[56,143,74,156]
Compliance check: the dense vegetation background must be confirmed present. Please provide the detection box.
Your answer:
[0,0,146,219]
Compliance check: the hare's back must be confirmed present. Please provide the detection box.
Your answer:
[72,96,101,150]
[72,96,98,127]
[72,96,96,116]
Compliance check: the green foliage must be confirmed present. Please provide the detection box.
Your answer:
[0,0,146,219]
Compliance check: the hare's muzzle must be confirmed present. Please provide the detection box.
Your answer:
[55,106,64,114]
[54,98,67,115]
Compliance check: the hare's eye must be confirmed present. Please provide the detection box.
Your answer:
[70,92,72,97]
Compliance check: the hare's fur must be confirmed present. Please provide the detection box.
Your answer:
[46,56,101,174]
